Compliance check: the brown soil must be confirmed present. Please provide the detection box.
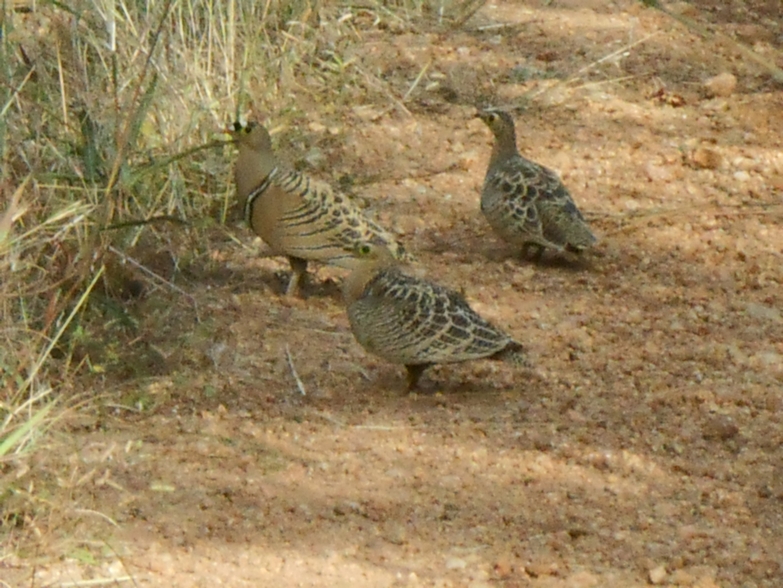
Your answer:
[5,1,783,586]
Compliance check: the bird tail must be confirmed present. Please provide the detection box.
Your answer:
[490,341,531,368]
[566,222,598,251]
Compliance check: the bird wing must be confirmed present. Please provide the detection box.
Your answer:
[483,158,547,242]
[484,156,593,249]
[254,168,406,266]
[536,194,597,250]
[349,269,515,365]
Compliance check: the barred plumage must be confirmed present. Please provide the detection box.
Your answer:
[344,244,529,390]
[478,109,597,260]
[230,121,408,295]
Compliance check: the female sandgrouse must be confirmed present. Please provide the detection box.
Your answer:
[230,121,408,296]
[344,243,529,391]
[478,108,597,260]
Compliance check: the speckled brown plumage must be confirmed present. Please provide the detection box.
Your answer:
[344,244,529,390]
[478,108,597,260]
[230,121,408,295]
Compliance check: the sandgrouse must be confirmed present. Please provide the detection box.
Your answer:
[344,243,529,391]
[478,108,597,260]
[230,121,408,295]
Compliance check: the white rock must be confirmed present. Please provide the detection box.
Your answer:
[648,565,667,585]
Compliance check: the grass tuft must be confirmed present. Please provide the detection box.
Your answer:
[0,0,468,558]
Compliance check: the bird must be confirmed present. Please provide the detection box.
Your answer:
[229,120,409,296]
[477,108,597,261]
[343,242,530,391]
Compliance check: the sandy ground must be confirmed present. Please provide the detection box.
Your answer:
[3,1,783,587]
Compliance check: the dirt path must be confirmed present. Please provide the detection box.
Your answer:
[6,1,783,586]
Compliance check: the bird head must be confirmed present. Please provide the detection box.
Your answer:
[230,120,277,198]
[228,120,272,152]
[353,242,399,267]
[343,242,403,304]
[477,108,516,138]
[476,108,514,134]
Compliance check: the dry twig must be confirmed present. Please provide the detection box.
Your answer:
[285,344,307,396]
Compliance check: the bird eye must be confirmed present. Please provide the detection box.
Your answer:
[359,244,371,256]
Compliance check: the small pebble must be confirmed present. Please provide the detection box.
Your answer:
[445,557,467,570]
[704,72,737,97]
[493,556,513,578]
[702,415,739,441]
[648,564,667,585]
[690,147,722,170]
[383,522,407,545]
[526,561,559,577]
[565,570,599,587]
[644,162,674,182]
[670,569,695,585]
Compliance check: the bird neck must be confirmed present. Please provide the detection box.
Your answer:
[489,131,519,167]
[235,147,277,202]
[344,259,396,306]
[344,265,377,306]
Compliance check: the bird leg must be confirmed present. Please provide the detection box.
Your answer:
[521,243,545,262]
[405,364,430,392]
[285,256,309,296]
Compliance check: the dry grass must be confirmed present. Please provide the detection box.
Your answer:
[0,0,486,564]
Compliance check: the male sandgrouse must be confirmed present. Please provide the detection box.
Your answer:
[478,108,597,260]
[230,121,408,295]
[344,243,529,391]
